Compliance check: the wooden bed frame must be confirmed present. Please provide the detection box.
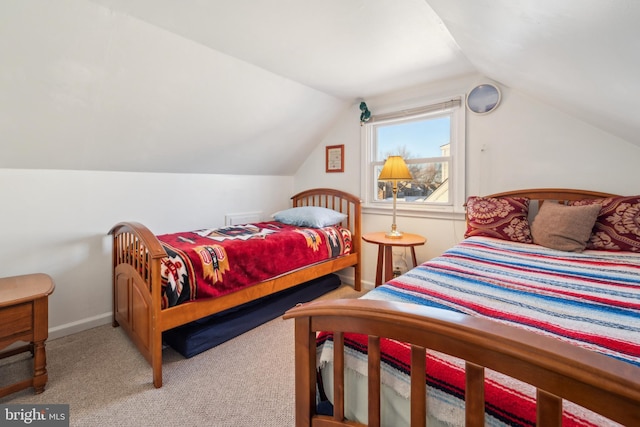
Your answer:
[109,188,361,388]
[284,299,640,427]
[284,188,640,427]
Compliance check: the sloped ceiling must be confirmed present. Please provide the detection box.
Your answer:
[87,0,474,99]
[428,0,640,145]
[1,0,638,175]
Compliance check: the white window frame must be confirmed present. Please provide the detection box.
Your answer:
[360,95,466,220]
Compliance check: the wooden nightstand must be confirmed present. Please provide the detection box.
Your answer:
[362,232,426,287]
[0,273,55,398]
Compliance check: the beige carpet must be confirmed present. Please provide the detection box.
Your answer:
[0,284,363,427]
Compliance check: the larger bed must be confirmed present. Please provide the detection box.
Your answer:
[110,188,361,388]
[284,188,640,426]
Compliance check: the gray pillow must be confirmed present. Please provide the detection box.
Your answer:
[530,202,601,252]
[273,206,347,228]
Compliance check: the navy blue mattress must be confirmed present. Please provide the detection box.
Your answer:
[163,274,341,358]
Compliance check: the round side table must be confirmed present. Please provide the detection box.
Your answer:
[362,232,426,287]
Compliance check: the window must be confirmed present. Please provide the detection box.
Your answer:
[361,97,466,217]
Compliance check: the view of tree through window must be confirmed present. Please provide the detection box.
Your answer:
[375,115,451,204]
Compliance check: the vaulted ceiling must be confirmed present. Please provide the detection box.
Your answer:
[92,0,478,100]
[2,0,639,175]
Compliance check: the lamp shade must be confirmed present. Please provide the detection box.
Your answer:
[378,156,413,181]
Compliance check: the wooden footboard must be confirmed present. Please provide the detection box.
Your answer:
[110,188,362,388]
[110,221,166,388]
[283,299,640,427]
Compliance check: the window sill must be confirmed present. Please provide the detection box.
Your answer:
[363,204,466,221]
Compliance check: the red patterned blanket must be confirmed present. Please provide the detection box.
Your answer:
[158,221,352,308]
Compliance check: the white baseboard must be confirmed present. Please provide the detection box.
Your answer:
[48,312,112,341]
[334,271,374,291]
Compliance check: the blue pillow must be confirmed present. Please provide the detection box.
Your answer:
[273,207,347,228]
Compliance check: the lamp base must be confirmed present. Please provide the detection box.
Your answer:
[385,230,404,239]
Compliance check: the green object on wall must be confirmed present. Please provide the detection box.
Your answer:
[359,101,371,125]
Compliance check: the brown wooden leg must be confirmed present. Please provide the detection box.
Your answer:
[375,244,384,287]
[384,245,393,283]
[152,329,163,388]
[353,261,362,292]
[410,247,418,267]
[293,317,314,427]
[32,341,47,394]
[32,297,49,394]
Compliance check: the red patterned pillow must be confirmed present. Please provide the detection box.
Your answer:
[465,196,532,243]
[570,196,640,252]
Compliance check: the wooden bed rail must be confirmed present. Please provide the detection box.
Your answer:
[283,299,640,427]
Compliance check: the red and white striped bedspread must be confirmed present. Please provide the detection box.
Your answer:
[317,236,640,426]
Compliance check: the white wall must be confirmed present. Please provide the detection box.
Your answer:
[295,74,640,289]
[0,0,344,176]
[0,169,293,339]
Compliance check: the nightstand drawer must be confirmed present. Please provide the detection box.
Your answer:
[0,301,33,342]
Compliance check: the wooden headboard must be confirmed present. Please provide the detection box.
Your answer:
[290,188,362,290]
[291,188,362,257]
[486,188,618,203]
[465,188,620,224]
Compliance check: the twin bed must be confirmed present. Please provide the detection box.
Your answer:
[109,188,361,388]
[284,188,640,426]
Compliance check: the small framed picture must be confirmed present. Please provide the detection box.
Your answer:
[325,144,344,173]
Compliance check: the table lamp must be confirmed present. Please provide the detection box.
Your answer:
[378,156,413,238]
